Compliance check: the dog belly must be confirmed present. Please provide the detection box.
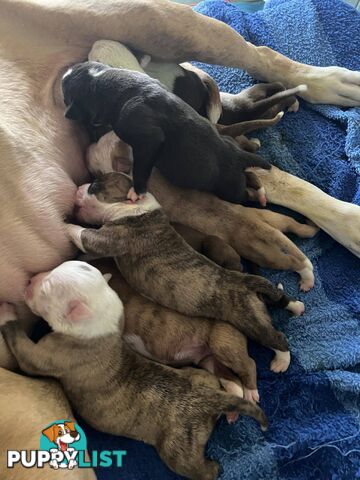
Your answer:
[0,58,89,302]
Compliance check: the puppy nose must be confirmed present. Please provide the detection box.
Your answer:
[70,431,79,439]
[88,181,101,195]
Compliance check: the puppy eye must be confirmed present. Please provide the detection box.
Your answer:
[58,430,62,435]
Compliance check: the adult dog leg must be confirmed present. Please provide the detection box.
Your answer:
[0,368,96,480]
[255,166,360,258]
[3,0,360,105]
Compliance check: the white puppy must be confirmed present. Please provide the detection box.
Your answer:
[23,261,123,339]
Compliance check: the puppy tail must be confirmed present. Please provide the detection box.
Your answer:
[209,391,268,430]
[249,84,307,118]
[244,274,292,308]
[238,151,272,170]
[217,111,284,137]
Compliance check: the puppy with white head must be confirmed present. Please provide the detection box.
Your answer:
[25,260,122,339]
[1,261,267,480]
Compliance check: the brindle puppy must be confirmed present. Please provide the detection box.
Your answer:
[1,261,267,480]
[67,173,305,372]
[92,258,259,405]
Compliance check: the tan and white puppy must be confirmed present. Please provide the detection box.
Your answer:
[88,40,223,124]
[25,261,122,339]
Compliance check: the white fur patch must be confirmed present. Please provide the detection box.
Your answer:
[24,261,124,339]
[86,131,133,177]
[207,102,222,124]
[140,54,152,69]
[297,258,314,292]
[271,350,291,373]
[89,67,106,77]
[62,67,73,80]
[88,40,145,73]
[286,300,305,316]
[144,61,182,91]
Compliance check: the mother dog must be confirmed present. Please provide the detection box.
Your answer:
[1,1,360,478]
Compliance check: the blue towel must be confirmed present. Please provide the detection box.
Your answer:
[81,1,360,479]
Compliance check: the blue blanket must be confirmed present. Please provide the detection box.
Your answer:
[81,1,360,478]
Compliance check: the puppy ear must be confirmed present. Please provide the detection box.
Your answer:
[64,421,76,432]
[42,425,58,443]
[66,299,92,322]
[103,273,112,283]
[64,102,82,120]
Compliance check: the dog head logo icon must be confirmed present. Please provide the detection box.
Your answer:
[42,421,80,451]
[8,418,126,469]
[40,420,86,469]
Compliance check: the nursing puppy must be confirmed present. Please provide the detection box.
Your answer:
[1,261,267,480]
[62,61,271,203]
[67,173,305,370]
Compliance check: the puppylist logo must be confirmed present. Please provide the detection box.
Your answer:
[7,420,126,470]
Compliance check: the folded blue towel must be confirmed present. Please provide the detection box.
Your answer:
[81,1,360,479]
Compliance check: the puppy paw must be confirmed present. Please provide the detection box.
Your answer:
[286,300,305,316]
[65,224,86,253]
[258,186,267,207]
[226,412,239,424]
[298,258,314,292]
[127,187,143,203]
[75,184,91,207]
[243,388,260,403]
[270,350,290,373]
[250,138,261,148]
[0,303,17,326]
[299,278,315,292]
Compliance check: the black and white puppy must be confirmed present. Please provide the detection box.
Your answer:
[62,61,270,203]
